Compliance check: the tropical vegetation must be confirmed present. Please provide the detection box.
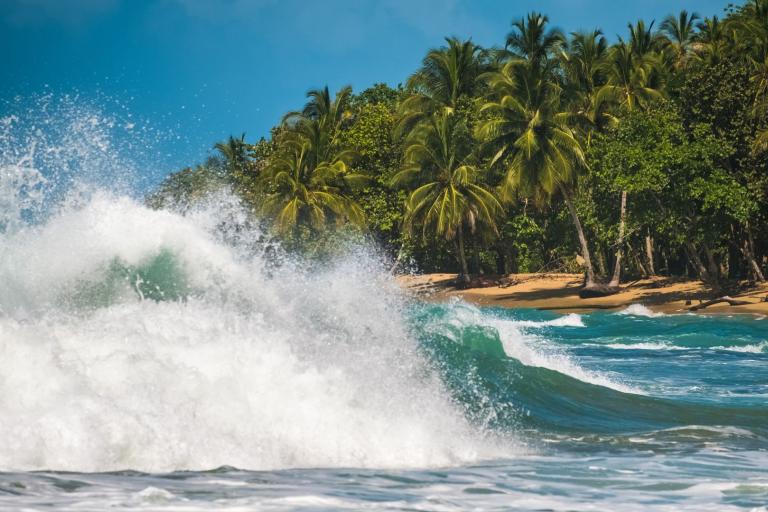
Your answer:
[149,0,768,293]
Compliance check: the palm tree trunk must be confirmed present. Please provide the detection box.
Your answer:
[609,190,627,288]
[560,185,596,288]
[597,249,608,277]
[645,230,655,275]
[743,224,765,282]
[741,239,765,282]
[685,241,720,291]
[704,246,720,283]
[457,223,470,285]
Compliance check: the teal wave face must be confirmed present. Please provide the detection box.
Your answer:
[65,249,190,309]
[409,302,768,444]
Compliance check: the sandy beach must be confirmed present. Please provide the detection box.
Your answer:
[398,273,768,315]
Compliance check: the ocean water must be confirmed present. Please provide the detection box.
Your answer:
[1,100,767,511]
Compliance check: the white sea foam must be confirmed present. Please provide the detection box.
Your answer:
[617,304,666,317]
[711,341,768,353]
[510,313,585,328]
[0,105,512,472]
[600,342,679,350]
[0,195,515,472]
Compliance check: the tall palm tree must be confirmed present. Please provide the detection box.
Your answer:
[505,12,565,71]
[392,110,503,284]
[627,19,666,56]
[597,39,665,286]
[598,41,664,112]
[398,37,488,134]
[660,10,701,68]
[476,60,597,288]
[283,85,353,162]
[692,16,728,64]
[561,30,616,143]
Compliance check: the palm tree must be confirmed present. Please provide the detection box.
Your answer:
[598,41,664,112]
[597,39,664,286]
[693,16,728,64]
[398,37,488,134]
[476,60,597,288]
[392,110,503,284]
[561,30,617,143]
[261,86,366,238]
[660,10,700,68]
[505,12,565,70]
[214,133,250,173]
[283,85,353,161]
[261,134,364,236]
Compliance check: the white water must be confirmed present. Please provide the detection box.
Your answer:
[616,304,666,317]
[0,193,515,472]
[0,102,512,472]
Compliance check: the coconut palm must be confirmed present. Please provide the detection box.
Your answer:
[660,10,700,68]
[283,85,353,161]
[598,41,664,112]
[595,39,666,286]
[392,109,503,284]
[505,12,565,71]
[261,134,364,236]
[262,86,366,237]
[693,16,728,64]
[214,133,250,173]
[561,30,617,143]
[729,1,768,154]
[398,37,488,134]
[476,60,597,288]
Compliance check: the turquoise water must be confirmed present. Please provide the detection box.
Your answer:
[1,298,766,511]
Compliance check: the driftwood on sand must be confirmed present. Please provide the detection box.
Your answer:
[687,296,751,311]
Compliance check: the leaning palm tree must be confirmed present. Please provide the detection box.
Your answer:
[398,37,489,134]
[392,109,503,284]
[476,60,597,288]
[597,40,665,286]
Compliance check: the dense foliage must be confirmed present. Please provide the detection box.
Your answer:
[149,0,768,289]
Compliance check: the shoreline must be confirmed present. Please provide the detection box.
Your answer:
[397,273,768,316]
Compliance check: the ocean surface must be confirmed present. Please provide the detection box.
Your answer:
[1,98,767,511]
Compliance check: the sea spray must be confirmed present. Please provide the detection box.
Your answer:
[0,98,517,471]
[0,192,518,472]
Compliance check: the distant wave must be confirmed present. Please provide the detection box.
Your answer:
[712,341,768,353]
[509,313,585,328]
[589,341,767,353]
[616,304,666,317]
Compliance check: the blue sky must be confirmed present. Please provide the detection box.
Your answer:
[2,0,728,183]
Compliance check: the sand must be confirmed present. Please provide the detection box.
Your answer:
[397,273,768,316]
